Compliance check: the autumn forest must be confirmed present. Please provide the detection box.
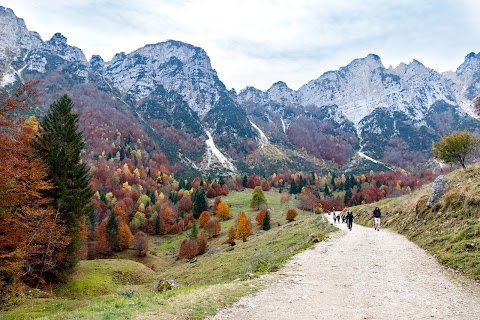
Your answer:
[0,81,447,299]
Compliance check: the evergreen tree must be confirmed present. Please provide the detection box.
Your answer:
[262,210,271,231]
[154,213,161,235]
[178,179,185,190]
[289,179,297,194]
[190,219,199,240]
[349,175,357,187]
[250,186,268,210]
[242,175,248,188]
[106,211,119,250]
[376,179,382,188]
[193,189,207,218]
[33,94,93,274]
[185,180,192,190]
[311,171,316,185]
[219,176,225,186]
[344,189,352,204]
[323,183,330,196]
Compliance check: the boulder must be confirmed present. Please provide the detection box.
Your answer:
[426,175,446,207]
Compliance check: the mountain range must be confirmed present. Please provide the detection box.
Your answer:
[1,6,479,176]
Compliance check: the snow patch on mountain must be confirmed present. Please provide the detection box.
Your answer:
[249,120,270,148]
[1,72,15,86]
[202,130,236,173]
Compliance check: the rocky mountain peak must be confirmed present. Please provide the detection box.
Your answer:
[102,40,226,116]
[266,81,297,105]
[456,51,480,75]
[343,53,385,72]
[47,33,68,47]
[0,6,41,54]
[89,54,105,70]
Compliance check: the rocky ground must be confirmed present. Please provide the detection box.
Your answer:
[210,214,480,320]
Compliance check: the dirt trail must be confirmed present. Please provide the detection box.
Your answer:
[210,214,480,320]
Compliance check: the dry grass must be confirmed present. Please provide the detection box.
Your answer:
[352,163,480,280]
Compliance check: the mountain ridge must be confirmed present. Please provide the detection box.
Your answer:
[1,6,479,176]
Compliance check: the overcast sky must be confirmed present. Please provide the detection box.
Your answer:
[2,0,479,91]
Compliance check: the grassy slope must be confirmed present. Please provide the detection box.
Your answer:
[352,163,480,280]
[1,189,336,319]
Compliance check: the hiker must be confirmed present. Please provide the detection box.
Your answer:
[332,211,337,223]
[372,207,382,231]
[336,213,340,223]
[345,210,354,230]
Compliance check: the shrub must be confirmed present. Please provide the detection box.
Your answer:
[134,231,148,257]
[224,226,236,246]
[198,211,211,227]
[178,239,199,260]
[204,219,221,237]
[197,232,208,255]
[206,188,217,198]
[286,209,298,222]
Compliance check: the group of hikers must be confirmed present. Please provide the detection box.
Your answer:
[329,206,382,231]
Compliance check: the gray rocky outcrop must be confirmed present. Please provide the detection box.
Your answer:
[426,175,446,207]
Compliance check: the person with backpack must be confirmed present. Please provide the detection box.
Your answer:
[372,207,382,231]
[345,210,354,231]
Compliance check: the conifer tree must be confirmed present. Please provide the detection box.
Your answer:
[289,179,297,194]
[193,189,207,218]
[262,210,271,231]
[242,175,248,188]
[106,211,119,250]
[33,94,93,274]
[190,219,199,240]
[250,186,267,210]
[219,176,226,186]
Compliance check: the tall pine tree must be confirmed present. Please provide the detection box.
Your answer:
[33,94,93,275]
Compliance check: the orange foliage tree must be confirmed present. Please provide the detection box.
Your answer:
[215,201,231,220]
[236,211,252,242]
[198,211,211,227]
[224,226,236,246]
[286,209,298,222]
[116,221,134,251]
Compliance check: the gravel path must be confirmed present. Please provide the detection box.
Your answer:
[210,214,480,320]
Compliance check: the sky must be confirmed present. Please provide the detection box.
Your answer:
[2,0,480,91]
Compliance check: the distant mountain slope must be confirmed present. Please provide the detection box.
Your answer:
[1,6,479,176]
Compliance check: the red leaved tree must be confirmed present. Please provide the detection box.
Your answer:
[204,219,221,237]
[134,231,148,257]
[475,96,480,117]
